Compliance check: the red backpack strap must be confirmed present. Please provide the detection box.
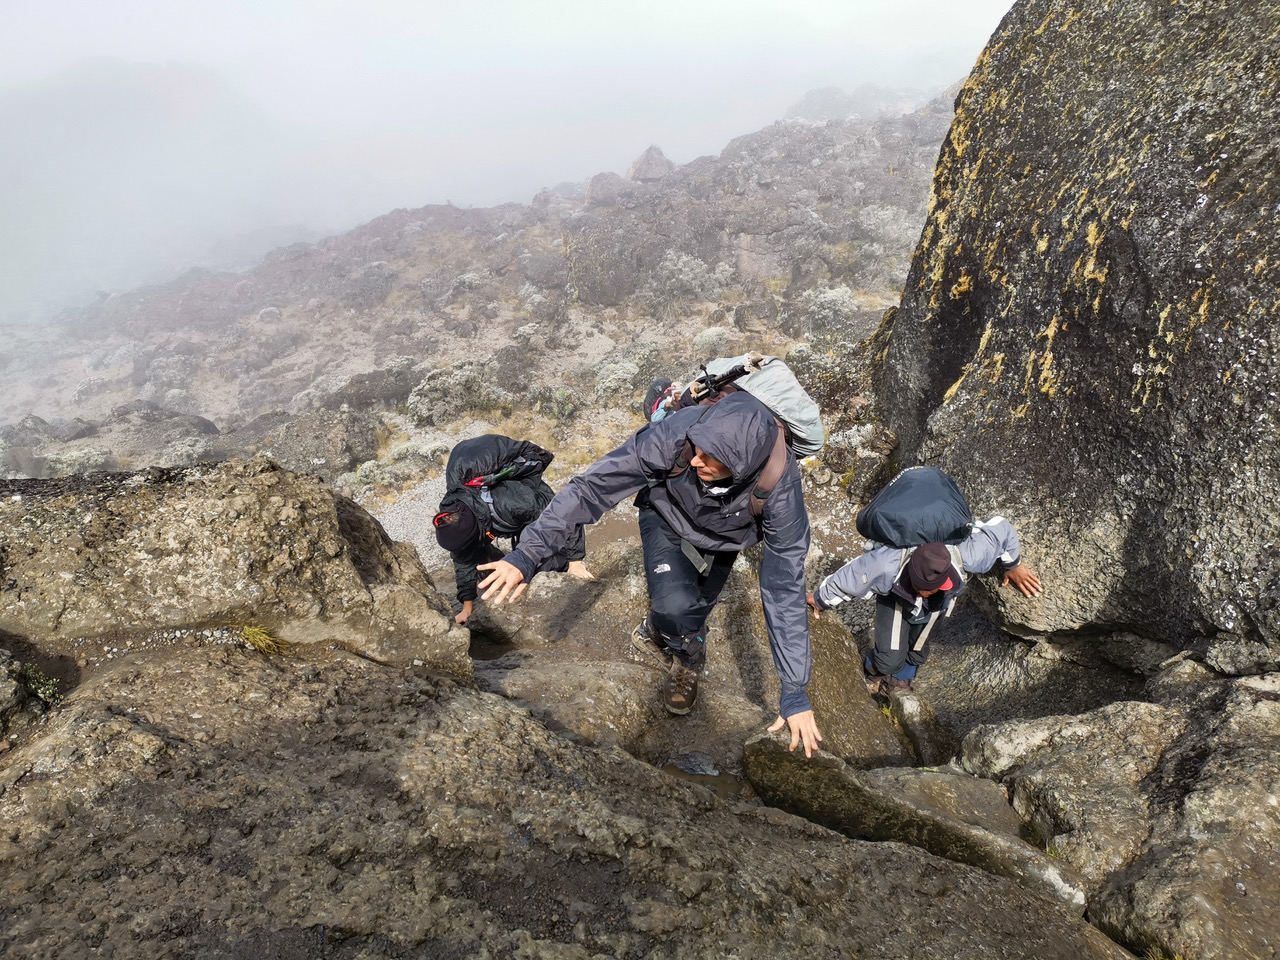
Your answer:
[749,424,790,517]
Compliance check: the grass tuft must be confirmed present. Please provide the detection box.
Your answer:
[240,626,293,656]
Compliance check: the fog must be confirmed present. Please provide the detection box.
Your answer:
[0,0,1013,326]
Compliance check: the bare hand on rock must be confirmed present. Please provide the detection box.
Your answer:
[768,710,823,759]
[1002,563,1042,598]
[478,560,527,604]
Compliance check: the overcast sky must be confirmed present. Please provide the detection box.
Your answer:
[0,0,1014,322]
[2,0,1013,205]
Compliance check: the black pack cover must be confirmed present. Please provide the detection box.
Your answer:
[643,378,674,419]
[855,466,974,547]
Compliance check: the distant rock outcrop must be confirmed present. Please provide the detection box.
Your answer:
[876,0,1280,673]
[627,144,675,182]
[583,170,629,207]
[785,83,936,121]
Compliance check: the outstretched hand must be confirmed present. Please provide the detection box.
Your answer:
[478,560,528,604]
[805,592,821,620]
[1002,563,1043,598]
[768,710,823,759]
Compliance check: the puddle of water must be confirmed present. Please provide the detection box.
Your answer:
[660,763,750,799]
[585,511,639,551]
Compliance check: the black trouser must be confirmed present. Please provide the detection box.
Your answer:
[638,505,737,671]
[869,594,943,680]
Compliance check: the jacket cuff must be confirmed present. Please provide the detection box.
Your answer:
[779,683,812,718]
[504,548,539,584]
[999,553,1021,572]
[458,585,478,602]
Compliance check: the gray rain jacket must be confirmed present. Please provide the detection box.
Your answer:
[813,517,1023,614]
[504,391,814,716]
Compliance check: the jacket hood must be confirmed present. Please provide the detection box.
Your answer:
[686,391,779,484]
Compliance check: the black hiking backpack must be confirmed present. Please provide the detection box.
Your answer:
[855,466,974,547]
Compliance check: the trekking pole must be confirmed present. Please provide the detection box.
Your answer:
[464,465,518,487]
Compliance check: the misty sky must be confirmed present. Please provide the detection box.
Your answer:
[0,0,1013,322]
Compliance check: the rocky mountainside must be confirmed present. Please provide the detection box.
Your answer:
[1,94,952,484]
[4,5,1280,958]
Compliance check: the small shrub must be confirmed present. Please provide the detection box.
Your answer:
[643,253,735,317]
[798,284,863,337]
[548,388,578,423]
[18,663,61,705]
[692,325,733,356]
[594,360,640,398]
[407,360,516,426]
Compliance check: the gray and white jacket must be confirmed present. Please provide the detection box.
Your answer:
[813,517,1023,617]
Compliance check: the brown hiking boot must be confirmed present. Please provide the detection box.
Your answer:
[865,674,885,695]
[665,661,700,715]
[882,675,913,694]
[630,616,673,671]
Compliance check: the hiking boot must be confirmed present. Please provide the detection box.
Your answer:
[865,674,885,695]
[881,675,914,694]
[630,616,673,671]
[665,660,700,715]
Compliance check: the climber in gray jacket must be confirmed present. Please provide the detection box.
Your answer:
[477,390,822,757]
[808,518,1042,693]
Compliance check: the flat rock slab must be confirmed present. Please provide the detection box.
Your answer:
[744,731,1087,910]
[0,645,1130,959]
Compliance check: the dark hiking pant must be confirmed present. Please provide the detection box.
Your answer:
[638,505,737,672]
[869,593,946,681]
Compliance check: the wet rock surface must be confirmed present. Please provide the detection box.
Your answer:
[0,459,469,673]
[466,537,908,778]
[744,732,1087,911]
[876,0,1280,669]
[0,645,1132,960]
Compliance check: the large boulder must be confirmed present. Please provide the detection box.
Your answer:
[215,408,390,481]
[0,458,469,672]
[583,170,629,208]
[0,644,1132,959]
[875,0,1280,671]
[961,701,1189,890]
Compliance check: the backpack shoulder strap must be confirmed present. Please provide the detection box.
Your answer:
[668,440,695,479]
[658,405,716,484]
[748,424,790,517]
